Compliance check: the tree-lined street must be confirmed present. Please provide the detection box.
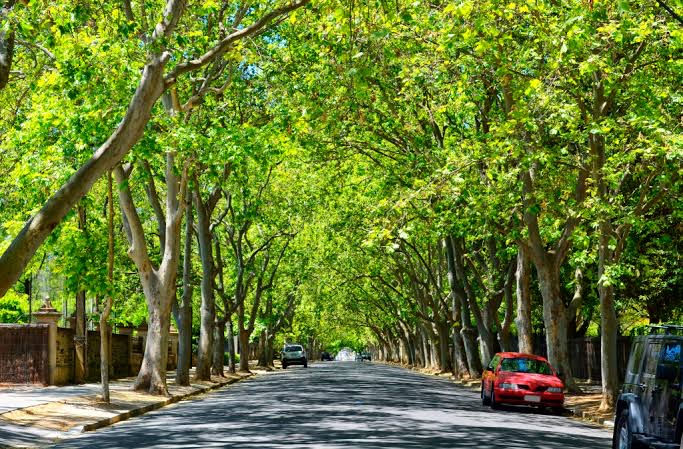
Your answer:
[50,363,611,449]
[1,0,681,438]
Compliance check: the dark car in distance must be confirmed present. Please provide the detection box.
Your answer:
[321,351,334,361]
[613,325,682,449]
[356,351,371,362]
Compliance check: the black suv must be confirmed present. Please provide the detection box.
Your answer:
[613,325,682,449]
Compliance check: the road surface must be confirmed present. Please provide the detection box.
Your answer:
[51,362,612,448]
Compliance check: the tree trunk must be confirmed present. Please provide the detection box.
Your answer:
[212,319,225,377]
[134,275,174,395]
[99,320,112,401]
[449,236,483,376]
[444,236,470,378]
[436,321,451,373]
[100,171,115,402]
[226,317,236,374]
[175,201,193,386]
[598,229,619,411]
[460,327,482,377]
[536,263,577,392]
[498,262,516,352]
[515,246,534,354]
[75,290,86,383]
[194,193,216,381]
[238,328,251,373]
[0,26,14,91]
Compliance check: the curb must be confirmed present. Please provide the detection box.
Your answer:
[80,374,252,432]
[566,407,615,428]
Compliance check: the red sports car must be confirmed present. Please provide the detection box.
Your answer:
[481,352,564,412]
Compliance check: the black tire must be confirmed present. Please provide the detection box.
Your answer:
[304,363,308,368]
[481,384,491,406]
[613,409,641,449]
[282,362,287,369]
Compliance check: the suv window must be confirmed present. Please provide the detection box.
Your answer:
[662,342,681,365]
[625,341,646,385]
[643,342,662,379]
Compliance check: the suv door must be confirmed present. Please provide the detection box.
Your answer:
[653,341,681,443]
[641,341,662,437]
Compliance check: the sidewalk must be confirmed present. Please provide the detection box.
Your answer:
[0,367,257,449]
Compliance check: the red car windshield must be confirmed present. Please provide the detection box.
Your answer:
[500,357,552,375]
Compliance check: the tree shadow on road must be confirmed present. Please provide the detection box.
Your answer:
[52,363,611,449]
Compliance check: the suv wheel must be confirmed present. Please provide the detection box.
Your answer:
[614,410,640,449]
[282,362,287,369]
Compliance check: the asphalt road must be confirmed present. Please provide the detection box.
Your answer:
[50,362,612,449]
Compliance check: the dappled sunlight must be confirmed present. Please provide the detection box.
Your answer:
[50,363,611,449]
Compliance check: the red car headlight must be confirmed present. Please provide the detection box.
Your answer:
[547,387,562,393]
[499,383,519,390]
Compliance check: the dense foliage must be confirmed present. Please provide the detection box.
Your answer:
[0,0,681,406]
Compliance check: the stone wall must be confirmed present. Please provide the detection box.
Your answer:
[55,328,74,385]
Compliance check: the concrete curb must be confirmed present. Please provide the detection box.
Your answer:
[566,406,615,428]
[79,374,252,433]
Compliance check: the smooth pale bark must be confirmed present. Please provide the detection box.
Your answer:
[226,317,236,374]
[74,205,88,384]
[74,290,86,383]
[116,155,187,396]
[0,0,311,299]
[174,200,193,386]
[194,190,216,381]
[452,237,493,368]
[74,206,87,383]
[535,263,576,391]
[212,319,225,376]
[592,132,620,411]
[238,326,251,373]
[447,236,483,375]
[100,171,115,402]
[521,165,586,393]
[515,246,534,354]
[498,263,516,352]
[444,237,470,378]
[435,321,451,373]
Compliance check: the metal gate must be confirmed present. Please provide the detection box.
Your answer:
[0,324,49,384]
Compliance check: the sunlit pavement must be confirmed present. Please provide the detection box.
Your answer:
[49,362,612,449]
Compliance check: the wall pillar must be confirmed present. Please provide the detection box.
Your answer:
[34,297,62,385]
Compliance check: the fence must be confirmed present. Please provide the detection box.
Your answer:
[1,324,177,385]
[526,335,632,381]
[0,324,49,384]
